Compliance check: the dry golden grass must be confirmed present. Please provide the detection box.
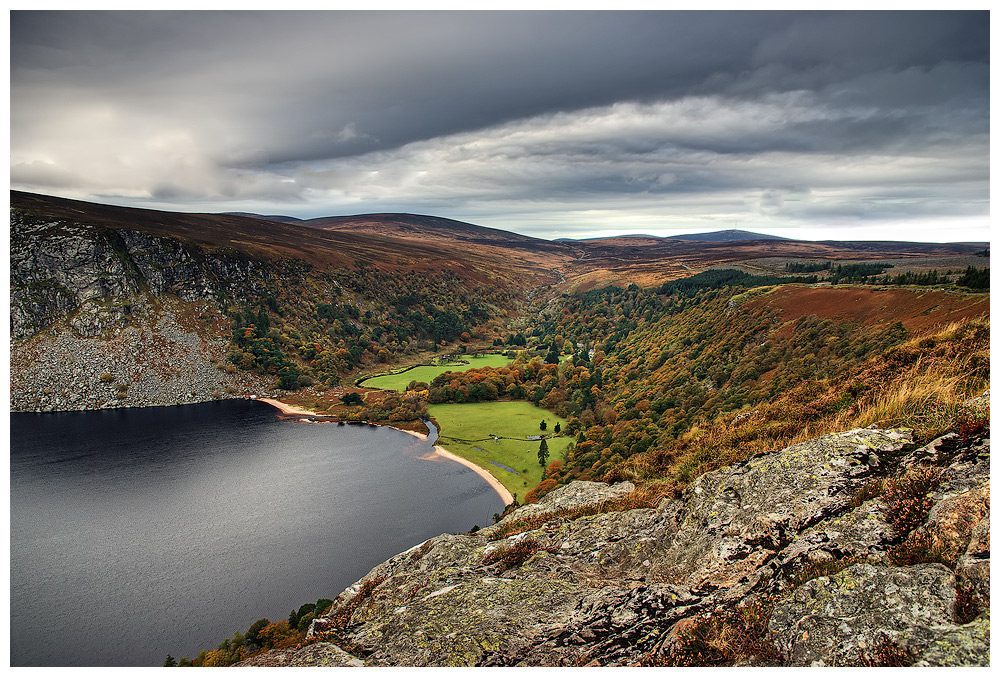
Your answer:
[620,316,989,489]
[830,323,985,434]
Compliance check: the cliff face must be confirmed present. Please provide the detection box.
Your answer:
[10,209,277,411]
[239,415,990,667]
[11,209,276,340]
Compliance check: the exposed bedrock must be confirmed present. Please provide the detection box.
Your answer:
[239,421,990,667]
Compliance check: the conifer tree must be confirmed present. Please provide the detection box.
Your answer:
[538,438,550,467]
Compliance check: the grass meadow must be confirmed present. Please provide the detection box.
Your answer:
[362,354,512,391]
[427,401,572,501]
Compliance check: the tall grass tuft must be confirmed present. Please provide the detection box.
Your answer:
[482,538,547,569]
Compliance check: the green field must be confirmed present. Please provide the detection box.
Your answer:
[362,354,513,391]
[427,401,572,501]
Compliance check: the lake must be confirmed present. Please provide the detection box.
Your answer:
[10,399,505,666]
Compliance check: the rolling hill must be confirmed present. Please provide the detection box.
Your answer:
[663,228,791,242]
[299,212,563,249]
[9,191,571,288]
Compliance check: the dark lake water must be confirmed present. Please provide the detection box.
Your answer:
[10,400,504,666]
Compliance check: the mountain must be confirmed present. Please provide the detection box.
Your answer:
[13,191,981,295]
[9,191,571,287]
[664,228,791,242]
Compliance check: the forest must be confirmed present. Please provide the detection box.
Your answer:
[221,263,509,390]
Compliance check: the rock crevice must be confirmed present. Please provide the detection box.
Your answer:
[239,424,990,667]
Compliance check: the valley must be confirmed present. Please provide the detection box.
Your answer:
[8,190,990,667]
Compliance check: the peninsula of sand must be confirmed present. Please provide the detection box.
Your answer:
[256,397,514,505]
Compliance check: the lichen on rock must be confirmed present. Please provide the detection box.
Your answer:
[768,562,960,666]
[247,426,988,667]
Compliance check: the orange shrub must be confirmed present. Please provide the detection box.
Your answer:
[524,478,558,504]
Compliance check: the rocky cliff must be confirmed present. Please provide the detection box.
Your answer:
[238,414,990,667]
[10,209,278,411]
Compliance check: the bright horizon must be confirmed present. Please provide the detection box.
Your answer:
[21,188,988,245]
[10,10,990,244]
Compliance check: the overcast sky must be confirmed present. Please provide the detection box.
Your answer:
[9,10,990,242]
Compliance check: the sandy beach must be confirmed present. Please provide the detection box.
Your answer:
[257,397,321,416]
[258,397,514,505]
[425,445,514,506]
[394,427,514,505]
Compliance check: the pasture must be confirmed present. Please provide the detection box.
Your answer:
[362,354,513,391]
[427,401,572,500]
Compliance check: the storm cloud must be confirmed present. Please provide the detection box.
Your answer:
[9,10,989,241]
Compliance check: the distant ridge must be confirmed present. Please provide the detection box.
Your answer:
[223,212,305,224]
[554,234,660,242]
[557,229,791,243]
[664,229,791,242]
[297,212,566,251]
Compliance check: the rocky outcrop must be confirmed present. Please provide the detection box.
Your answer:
[237,423,990,667]
[10,209,281,411]
[770,562,960,666]
[492,479,635,529]
[10,210,276,340]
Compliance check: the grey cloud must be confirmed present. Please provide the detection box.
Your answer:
[12,13,984,151]
[750,11,987,74]
[9,10,989,241]
[10,161,83,189]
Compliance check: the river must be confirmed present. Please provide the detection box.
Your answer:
[9,399,505,666]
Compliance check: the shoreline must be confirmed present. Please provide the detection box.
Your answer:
[256,397,514,506]
[256,397,321,416]
[433,445,515,506]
